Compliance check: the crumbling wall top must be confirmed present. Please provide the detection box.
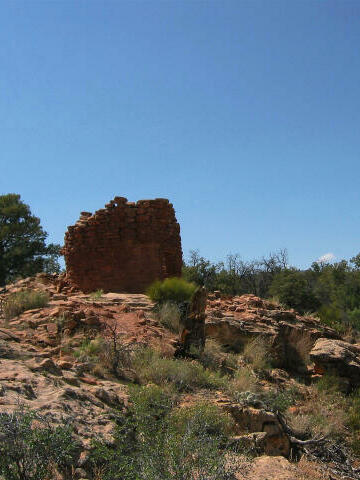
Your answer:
[63,197,182,294]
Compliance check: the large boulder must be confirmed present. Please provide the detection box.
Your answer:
[310,338,360,386]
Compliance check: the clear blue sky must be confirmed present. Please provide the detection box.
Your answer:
[1,0,359,268]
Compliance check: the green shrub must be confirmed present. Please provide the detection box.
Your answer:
[269,268,320,314]
[129,384,177,435]
[90,387,234,480]
[348,308,360,331]
[261,386,301,413]
[318,305,345,333]
[146,277,197,304]
[3,290,49,320]
[0,407,78,480]
[195,338,238,374]
[316,373,342,394]
[157,301,181,333]
[89,289,104,300]
[90,385,176,480]
[169,402,233,441]
[73,336,104,361]
[132,347,226,392]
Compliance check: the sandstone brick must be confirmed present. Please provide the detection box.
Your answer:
[63,197,182,293]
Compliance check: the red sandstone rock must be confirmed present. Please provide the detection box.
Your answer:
[63,197,183,293]
[57,360,73,370]
[310,338,360,386]
[46,323,58,335]
[206,294,340,370]
[79,376,98,385]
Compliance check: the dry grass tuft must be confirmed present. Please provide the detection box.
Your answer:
[195,338,238,374]
[3,289,49,320]
[157,301,181,333]
[243,336,273,372]
[297,458,335,480]
[228,366,258,397]
[287,385,347,439]
[284,330,315,370]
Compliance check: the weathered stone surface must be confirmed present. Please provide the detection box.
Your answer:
[220,401,291,457]
[63,197,182,293]
[229,432,268,454]
[310,338,360,385]
[206,294,340,370]
[29,357,63,376]
[235,456,299,480]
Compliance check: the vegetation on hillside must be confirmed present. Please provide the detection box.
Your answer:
[183,249,360,332]
[2,336,360,479]
[2,197,360,478]
[90,385,235,480]
[2,289,49,320]
[0,407,78,480]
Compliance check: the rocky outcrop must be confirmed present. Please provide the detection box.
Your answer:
[0,275,177,356]
[0,276,175,461]
[219,400,291,457]
[310,338,360,386]
[63,197,182,293]
[0,338,129,451]
[206,294,340,370]
[1,275,358,479]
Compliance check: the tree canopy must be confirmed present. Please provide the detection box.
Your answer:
[0,194,61,286]
[183,248,360,333]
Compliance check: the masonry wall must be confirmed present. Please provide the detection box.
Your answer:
[63,197,183,293]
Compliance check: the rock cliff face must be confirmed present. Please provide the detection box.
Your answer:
[205,294,340,370]
[63,197,182,293]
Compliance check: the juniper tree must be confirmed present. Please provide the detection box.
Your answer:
[0,194,60,286]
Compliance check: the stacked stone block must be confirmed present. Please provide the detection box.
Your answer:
[63,197,182,293]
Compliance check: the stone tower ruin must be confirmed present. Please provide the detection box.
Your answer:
[63,197,182,293]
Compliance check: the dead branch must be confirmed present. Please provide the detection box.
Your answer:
[276,411,326,447]
[288,435,326,446]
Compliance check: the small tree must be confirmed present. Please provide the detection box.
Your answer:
[0,194,61,286]
[102,318,132,376]
[0,407,78,480]
[269,268,320,314]
[182,250,220,291]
